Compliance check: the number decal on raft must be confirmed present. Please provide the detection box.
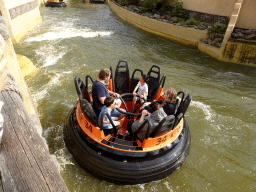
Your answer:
[156,136,167,145]
[89,125,92,132]
[84,119,93,132]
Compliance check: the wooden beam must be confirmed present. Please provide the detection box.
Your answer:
[0,90,68,192]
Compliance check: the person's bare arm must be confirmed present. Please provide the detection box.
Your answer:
[133,85,139,96]
[98,96,106,104]
[139,110,150,123]
[108,90,120,97]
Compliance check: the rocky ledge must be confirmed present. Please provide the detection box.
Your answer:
[200,33,224,48]
[121,4,215,31]
[113,1,256,48]
[231,28,256,41]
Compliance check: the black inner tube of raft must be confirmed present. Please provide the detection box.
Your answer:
[64,106,191,185]
[45,2,67,7]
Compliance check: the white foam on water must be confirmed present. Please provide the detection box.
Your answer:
[33,89,48,104]
[43,51,66,67]
[35,43,67,68]
[163,181,174,191]
[63,71,73,74]
[54,148,74,171]
[25,27,113,42]
[33,74,61,103]
[191,100,215,121]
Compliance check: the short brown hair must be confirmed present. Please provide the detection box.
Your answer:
[104,96,115,107]
[99,68,110,80]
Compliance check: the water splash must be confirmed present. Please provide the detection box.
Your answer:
[43,52,66,67]
[54,148,74,171]
[190,100,215,121]
[25,28,113,42]
[33,74,61,103]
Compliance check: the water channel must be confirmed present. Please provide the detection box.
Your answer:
[14,0,256,191]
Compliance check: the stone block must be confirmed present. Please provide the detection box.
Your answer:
[0,23,10,39]
[245,34,256,40]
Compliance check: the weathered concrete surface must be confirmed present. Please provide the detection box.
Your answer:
[109,1,207,46]
[222,40,256,65]
[17,54,39,78]
[0,0,42,43]
[109,1,256,65]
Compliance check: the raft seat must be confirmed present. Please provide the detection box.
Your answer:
[115,60,130,94]
[74,76,98,126]
[150,115,176,138]
[147,65,161,101]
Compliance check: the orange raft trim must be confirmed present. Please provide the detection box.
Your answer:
[76,102,184,153]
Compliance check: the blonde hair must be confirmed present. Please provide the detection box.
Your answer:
[164,88,177,104]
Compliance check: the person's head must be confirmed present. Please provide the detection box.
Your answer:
[99,68,111,82]
[104,96,115,109]
[152,102,161,112]
[104,96,115,107]
[140,74,149,83]
[163,88,177,103]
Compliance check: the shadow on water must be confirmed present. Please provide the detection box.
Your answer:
[14,1,256,191]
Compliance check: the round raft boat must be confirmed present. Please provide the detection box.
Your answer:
[64,60,192,185]
[45,0,67,7]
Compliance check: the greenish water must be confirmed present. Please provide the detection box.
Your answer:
[14,1,256,191]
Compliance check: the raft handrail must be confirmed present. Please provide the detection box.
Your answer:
[85,75,94,91]
[99,111,118,137]
[159,75,166,88]
[173,112,184,128]
[177,91,185,113]
[132,119,150,141]
[116,93,142,116]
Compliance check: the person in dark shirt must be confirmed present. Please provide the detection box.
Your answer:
[92,68,119,117]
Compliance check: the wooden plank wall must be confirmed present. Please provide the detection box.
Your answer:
[0,90,69,192]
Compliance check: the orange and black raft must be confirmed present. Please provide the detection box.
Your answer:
[64,60,192,185]
[45,0,67,7]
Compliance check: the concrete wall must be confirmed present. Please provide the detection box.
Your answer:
[0,15,42,134]
[181,0,237,17]
[110,1,207,46]
[222,41,256,65]
[0,0,42,43]
[110,1,255,65]
[236,0,256,29]
[181,0,256,29]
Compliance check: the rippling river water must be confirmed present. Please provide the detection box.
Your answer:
[14,0,256,191]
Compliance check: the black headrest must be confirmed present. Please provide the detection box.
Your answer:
[115,60,130,93]
[179,94,192,116]
[146,65,161,100]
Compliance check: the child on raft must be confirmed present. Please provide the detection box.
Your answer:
[132,74,149,112]
[98,96,124,136]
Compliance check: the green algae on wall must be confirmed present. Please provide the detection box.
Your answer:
[223,41,256,65]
